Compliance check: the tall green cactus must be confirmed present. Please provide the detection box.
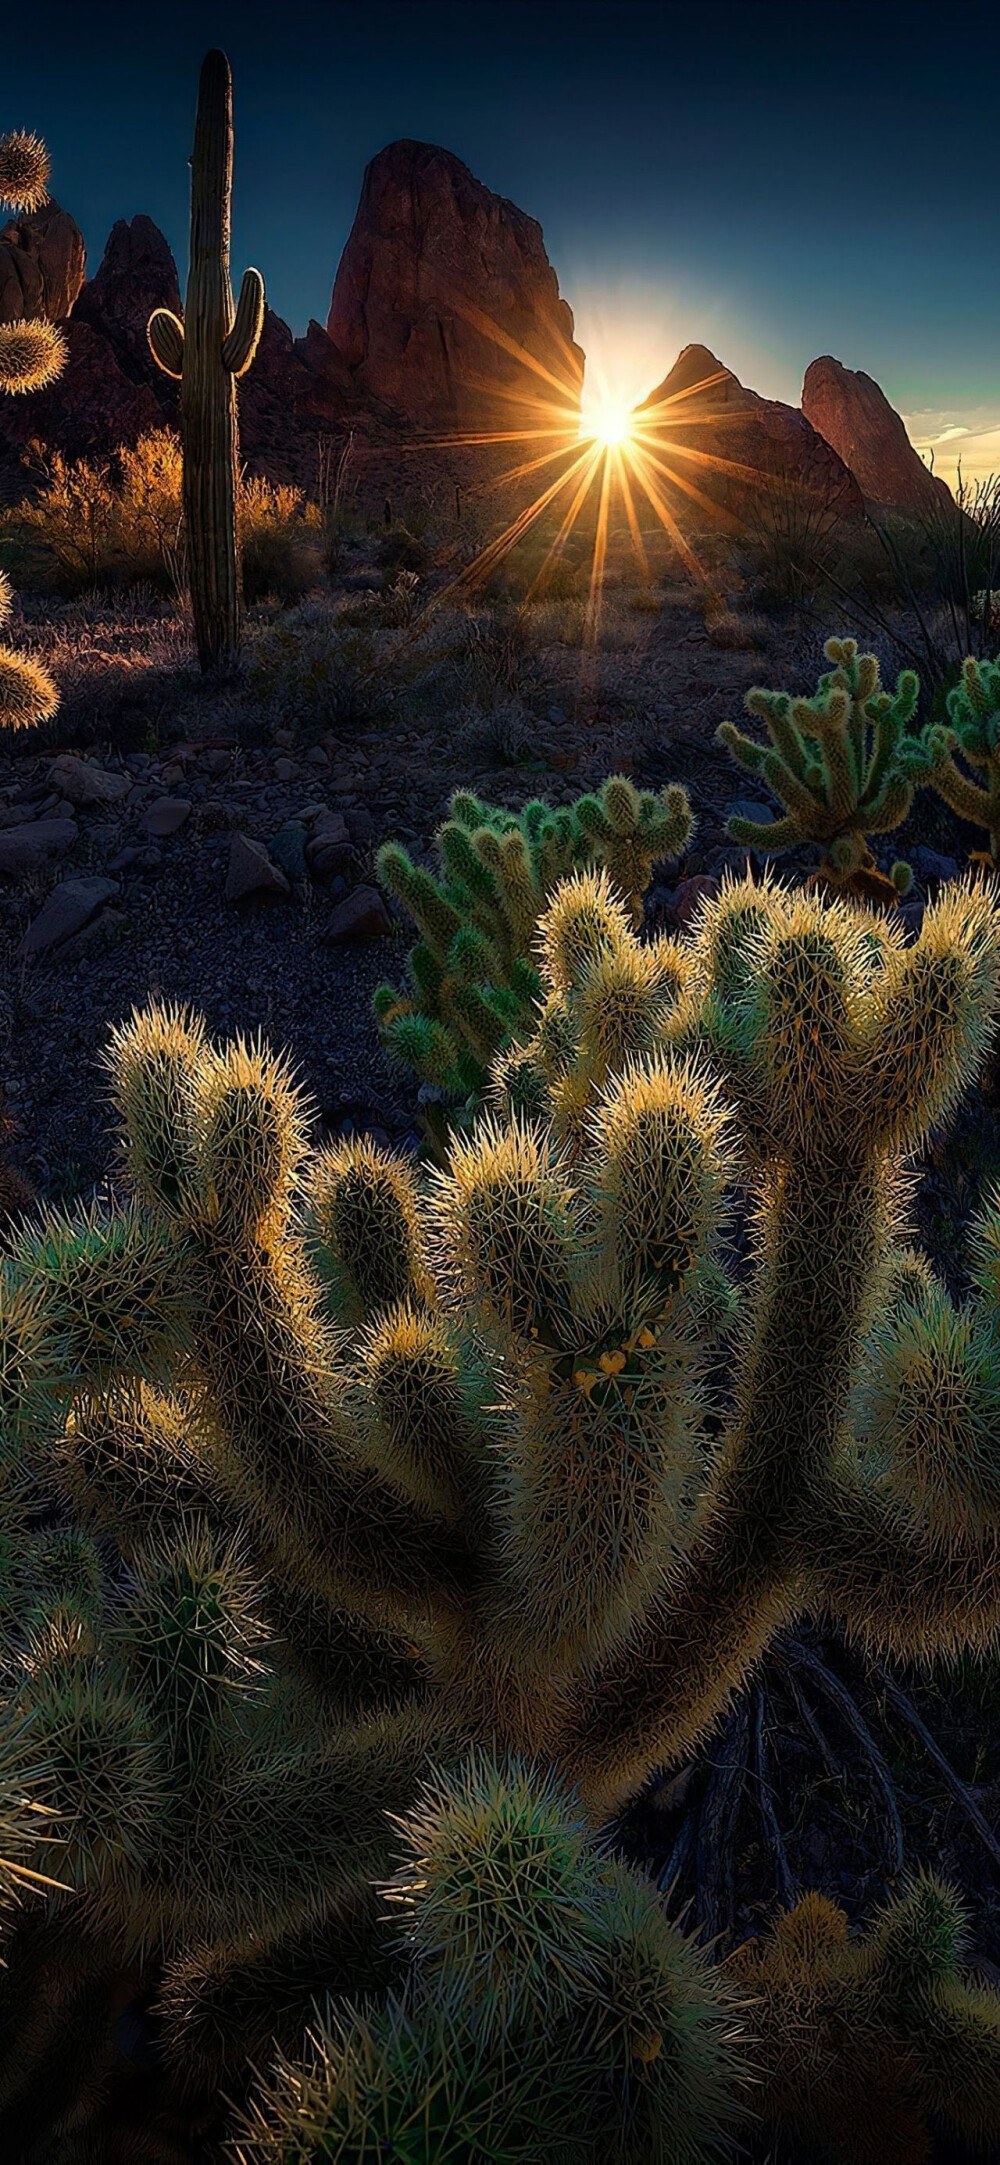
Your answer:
[148,50,264,673]
[3,876,1000,2150]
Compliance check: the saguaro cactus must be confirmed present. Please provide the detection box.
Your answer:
[148,50,265,674]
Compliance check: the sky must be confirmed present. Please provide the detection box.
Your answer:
[8,0,1000,482]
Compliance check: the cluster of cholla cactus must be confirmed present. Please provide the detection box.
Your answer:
[374,773,691,1148]
[3,862,1000,2152]
[717,635,919,904]
[148,51,265,674]
[0,131,61,734]
[898,652,1000,866]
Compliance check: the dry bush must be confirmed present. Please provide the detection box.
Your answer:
[247,599,407,734]
[702,605,772,651]
[239,478,324,604]
[1,431,184,597]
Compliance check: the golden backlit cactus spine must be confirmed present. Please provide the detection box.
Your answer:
[717,636,919,904]
[0,132,62,733]
[5,873,1000,2149]
[148,51,265,673]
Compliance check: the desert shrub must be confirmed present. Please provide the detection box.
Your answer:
[338,569,422,630]
[238,478,324,604]
[703,604,771,650]
[247,598,405,733]
[0,430,184,598]
[735,461,859,613]
[375,522,429,576]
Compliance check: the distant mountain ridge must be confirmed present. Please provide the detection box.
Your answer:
[0,144,950,519]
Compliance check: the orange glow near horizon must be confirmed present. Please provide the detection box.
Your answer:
[386,293,791,651]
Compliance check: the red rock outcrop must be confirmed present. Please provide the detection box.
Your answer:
[801,355,953,516]
[327,140,583,429]
[0,319,163,465]
[73,215,181,384]
[0,200,86,325]
[637,344,864,523]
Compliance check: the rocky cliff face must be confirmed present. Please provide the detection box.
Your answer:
[73,215,181,384]
[638,344,865,521]
[327,139,584,428]
[801,354,953,516]
[0,200,86,325]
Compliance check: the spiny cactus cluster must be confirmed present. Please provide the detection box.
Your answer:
[717,635,919,903]
[0,132,62,736]
[374,773,691,1146]
[3,866,1000,2149]
[899,652,1000,865]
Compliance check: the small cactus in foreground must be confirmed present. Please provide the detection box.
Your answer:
[899,652,1000,864]
[375,774,691,1148]
[2,871,1000,2149]
[717,635,918,903]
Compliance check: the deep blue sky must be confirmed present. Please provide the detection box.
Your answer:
[9,0,1000,474]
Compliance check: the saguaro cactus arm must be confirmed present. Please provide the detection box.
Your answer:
[222,268,266,375]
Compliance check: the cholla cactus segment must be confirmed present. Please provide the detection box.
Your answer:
[190,1036,309,1238]
[304,1136,429,1323]
[0,571,12,630]
[6,1204,191,1400]
[0,644,59,732]
[427,1114,581,1344]
[104,1002,206,1219]
[0,130,50,212]
[901,654,1000,861]
[0,318,66,395]
[573,773,693,923]
[385,1753,607,2039]
[717,635,919,901]
[586,1051,734,1301]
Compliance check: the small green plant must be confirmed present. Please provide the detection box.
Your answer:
[717,634,919,903]
[899,653,1000,865]
[374,775,691,1151]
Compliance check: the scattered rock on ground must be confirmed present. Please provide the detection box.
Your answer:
[47,755,130,806]
[224,834,290,905]
[143,797,192,837]
[17,876,120,960]
[0,819,79,878]
[320,883,392,943]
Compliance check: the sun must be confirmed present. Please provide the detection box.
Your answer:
[581,396,635,449]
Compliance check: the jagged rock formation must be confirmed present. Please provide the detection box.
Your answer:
[0,199,85,325]
[327,139,584,428]
[73,214,181,383]
[638,343,865,522]
[801,354,954,516]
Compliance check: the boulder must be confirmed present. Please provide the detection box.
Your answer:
[225,833,290,904]
[801,355,955,517]
[0,200,86,324]
[47,755,130,806]
[320,882,392,942]
[142,797,191,837]
[637,344,864,524]
[327,140,584,427]
[17,874,119,959]
[0,818,78,878]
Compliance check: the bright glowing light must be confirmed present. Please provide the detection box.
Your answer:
[584,397,634,449]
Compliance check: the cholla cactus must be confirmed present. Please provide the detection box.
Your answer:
[717,635,918,903]
[375,774,691,1150]
[2,872,1000,2149]
[237,1752,743,2164]
[731,1876,1000,2163]
[899,653,1000,864]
